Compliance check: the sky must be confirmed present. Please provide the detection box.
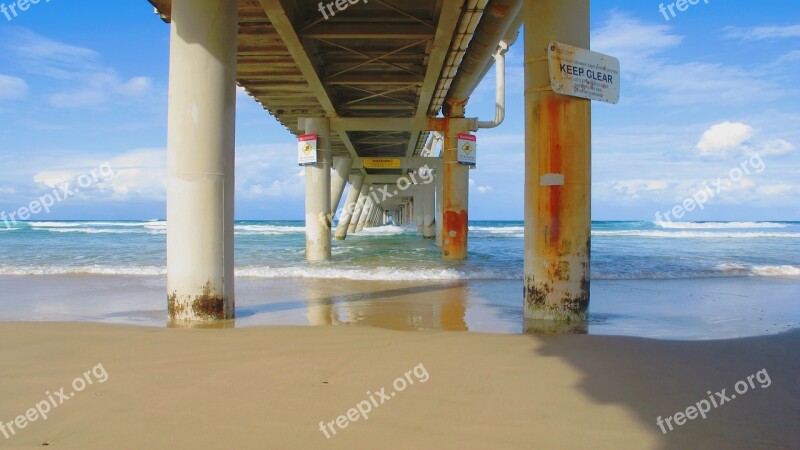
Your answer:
[0,0,798,222]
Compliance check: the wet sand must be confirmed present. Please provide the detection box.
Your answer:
[0,323,798,449]
[0,275,798,339]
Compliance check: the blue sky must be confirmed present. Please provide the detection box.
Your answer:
[0,0,797,221]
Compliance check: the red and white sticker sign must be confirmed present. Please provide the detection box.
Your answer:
[457,133,477,166]
[297,134,318,166]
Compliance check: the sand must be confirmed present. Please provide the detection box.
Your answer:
[0,323,798,449]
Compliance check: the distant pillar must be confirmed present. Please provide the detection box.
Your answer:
[304,117,332,261]
[435,168,443,246]
[167,0,237,323]
[334,175,364,240]
[356,198,373,232]
[414,193,424,233]
[330,157,353,215]
[442,112,470,260]
[422,175,436,239]
[523,0,591,328]
[348,184,370,234]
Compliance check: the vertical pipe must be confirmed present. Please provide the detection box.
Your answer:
[348,184,370,234]
[330,157,353,215]
[304,118,332,261]
[334,174,364,240]
[442,117,470,260]
[167,0,237,323]
[523,0,591,327]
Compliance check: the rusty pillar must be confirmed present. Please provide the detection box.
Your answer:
[166,0,237,323]
[442,108,471,260]
[523,0,591,329]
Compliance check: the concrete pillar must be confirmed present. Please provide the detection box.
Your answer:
[523,0,591,328]
[304,118,332,261]
[422,175,436,239]
[348,184,370,234]
[414,194,424,233]
[435,168,443,246]
[330,157,353,215]
[442,115,470,260]
[166,0,237,323]
[334,175,364,240]
[356,198,373,232]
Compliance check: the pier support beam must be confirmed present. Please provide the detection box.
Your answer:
[166,0,237,323]
[442,114,471,260]
[422,174,436,239]
[304,118,332,261]
[348,184,369,234]
[330,157,353,215]
[334,175,364,240]
[435,168,443,246]
[356,198,373,232]
[523,0,591,328]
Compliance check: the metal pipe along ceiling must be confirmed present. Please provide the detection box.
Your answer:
[445,0,523,107]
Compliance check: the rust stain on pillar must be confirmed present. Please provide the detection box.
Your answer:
[441,114,470,260]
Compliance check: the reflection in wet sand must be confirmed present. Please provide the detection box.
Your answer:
[301,280,468,331]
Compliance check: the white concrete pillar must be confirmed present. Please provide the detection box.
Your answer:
[422,175,436,239]
[356,197,373,232]
[330,157,353,215]
[435,168,443,246]
[167,0,237,323]
[334,174,364,240]
[304,118,332,261]
[524,0,591,328]
[348,183,370,234]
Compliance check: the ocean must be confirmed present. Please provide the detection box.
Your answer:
[1,220,798,339]
[0,220,798,280]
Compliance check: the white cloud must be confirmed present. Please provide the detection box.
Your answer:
[49,73,154,108]
[592,11,682,74]
[3,28,100,80]
[756,139,796,157]
[2,28,154,109]
[31,149,166,200]
[696,122,754,155]
[757,184,800,196]
[0,74,28,100]
[592,13,788,106]
[775,50,800,64]
[611,179,671,200]
[725,24,800,40]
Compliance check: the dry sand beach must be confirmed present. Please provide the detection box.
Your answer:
[0,322,798,449]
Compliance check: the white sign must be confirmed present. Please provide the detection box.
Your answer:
[297,134,318,166]
[547,42,620,104]
[457,134,477,166]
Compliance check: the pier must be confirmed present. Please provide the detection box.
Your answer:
[148,0,592,326]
